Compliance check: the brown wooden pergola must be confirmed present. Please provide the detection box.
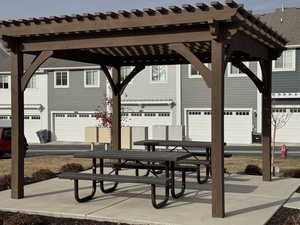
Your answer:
[0,0,286,218]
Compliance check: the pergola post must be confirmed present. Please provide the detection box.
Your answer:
[10,42,25,199]
[211,39,226,218]
[260,60,272,181]
[111,66,121,151]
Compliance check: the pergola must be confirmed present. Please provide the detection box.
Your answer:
[0,0,286,218]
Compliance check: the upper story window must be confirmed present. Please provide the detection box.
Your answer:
[121,67,133,82]
[273,49,296,71]
[189,64,211,78]
[27,75,37,88]
[227,62,250,77]
[55,71,69,88]
[0,75,9,89]
[151,66,167,83]
[84,70,100,88]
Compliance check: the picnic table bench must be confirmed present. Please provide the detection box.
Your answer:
[59,150,191,209]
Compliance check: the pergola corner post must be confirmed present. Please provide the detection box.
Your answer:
[111,66,121,151]
[10,41,25,199]
[211,39,226,218]
[260,59,272,181]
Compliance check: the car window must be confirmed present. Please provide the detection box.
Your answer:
[3,128,11,140]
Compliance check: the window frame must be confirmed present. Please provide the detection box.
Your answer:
[272,49,296,72]
[227,62,250,77]
[54,71,69,88]
[188,64,211,79]
[27,75,38,89]
[0,75,9,89]
[84,70,100,88]
[150,65,168,83]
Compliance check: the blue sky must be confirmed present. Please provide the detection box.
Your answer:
[0,0,299,20]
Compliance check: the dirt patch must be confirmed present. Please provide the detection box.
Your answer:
[0,211,130,225]
[266,207,300,225]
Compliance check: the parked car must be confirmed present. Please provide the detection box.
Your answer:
[0,127,28,157]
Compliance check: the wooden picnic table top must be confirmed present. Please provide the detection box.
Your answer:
[74,150,192,162]
[134,140,212,148]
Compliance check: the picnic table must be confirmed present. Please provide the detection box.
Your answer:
[59,150,191,209]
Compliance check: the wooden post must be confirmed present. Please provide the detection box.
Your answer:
[10,42,25,199]
[211,39,225,218]
[111,66,121,151]
[261,60,272,181]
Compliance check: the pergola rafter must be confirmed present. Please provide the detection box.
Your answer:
[0,0,287,218]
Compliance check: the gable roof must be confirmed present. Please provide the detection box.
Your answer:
[0,54,98,72]
[260,8,300,45]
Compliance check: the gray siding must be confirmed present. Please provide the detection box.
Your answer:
[122,66,178,125]
[181,63,258,110]
[272,48,300,93]
[48,69,106,112]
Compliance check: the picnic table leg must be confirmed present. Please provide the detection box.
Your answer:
[74,158,97,202]
[197,164,209,184]
[144,145,152,177]
[151,161,170,209]
[99,158,118,193]
[171,161,186,198]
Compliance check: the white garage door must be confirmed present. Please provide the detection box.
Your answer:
[187,109,253,144]
[124,112,172,138]
[272,107,300,143]
[53,113,98,142]
[0,115,41,143]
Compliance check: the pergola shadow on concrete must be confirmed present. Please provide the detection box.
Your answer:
[0,0,286,218]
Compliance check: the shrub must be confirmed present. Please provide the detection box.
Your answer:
[281,169,300,178]
[60,163,84,173]
[32,169,56,182]
[4,213,43,225]
[0,175,11,189]
[244,164,262,175]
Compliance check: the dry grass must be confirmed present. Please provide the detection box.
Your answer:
[0,155,299,177]
[0,156,92,177]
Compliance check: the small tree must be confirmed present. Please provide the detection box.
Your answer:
[271,103,291,175]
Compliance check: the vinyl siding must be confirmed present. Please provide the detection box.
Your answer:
[272,48,300,93]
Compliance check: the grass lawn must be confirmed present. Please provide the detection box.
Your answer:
[0,155,299,177]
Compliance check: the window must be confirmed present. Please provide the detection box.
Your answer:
[84,70,100,88]
[273,49,296,71]
[151,66,167,83]
[55,71,69,88]
[121,67,133,82]
[27,75,37,88]
[189,64,211,78]
[227,62,250,77]
[0,75,9,89]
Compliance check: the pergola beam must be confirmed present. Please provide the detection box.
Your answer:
[20,30,212,52]
[169,43,212,88]
[231,59,264,93]
[21,50,53,92]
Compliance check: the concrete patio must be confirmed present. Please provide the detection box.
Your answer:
[0,169,299,225]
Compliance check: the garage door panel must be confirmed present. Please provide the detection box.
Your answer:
[54,113,98,142]
[187,109,252,144]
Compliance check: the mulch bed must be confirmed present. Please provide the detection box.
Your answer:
[266,207,300,225]
[0,211,130,225]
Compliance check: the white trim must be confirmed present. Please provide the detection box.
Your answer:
[54,71,69,88]
[286,45,300,49]
[150,65,168,84]
[273,105,300,108]
[122,100,173,106]
[272,49,296,72]
[84,70,100,88]
[175,64,182,125]
[256,62,262,133]
[227,62,250,77]
[188,64,202,79]
[272,92,300,99]
[0,104,43,111]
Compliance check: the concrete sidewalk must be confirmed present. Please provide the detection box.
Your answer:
[0,171,299,225]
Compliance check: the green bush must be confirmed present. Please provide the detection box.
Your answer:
[244,164,262,175]
[32,169,56,181]
[60,163,84,173]
[4,213,43,225]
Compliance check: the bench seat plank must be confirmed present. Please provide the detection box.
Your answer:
[58,172,168,185]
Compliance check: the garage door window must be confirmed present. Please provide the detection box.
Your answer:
[55,71,69,88]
